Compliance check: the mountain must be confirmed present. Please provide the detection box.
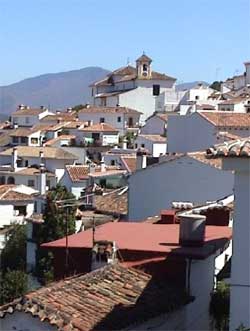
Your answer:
[176,81,210,91]
[0,67,110,116]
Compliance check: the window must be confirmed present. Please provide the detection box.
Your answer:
[143,64,148,72]
[21,137,28,144]
[25,117,30,124]
[28,179,35,187]
[25,160,29,167]
[153,84,160,96]
[14,205,27,216]
[31,137,38,145]
[0,176,5,185]
[111,160,115,166]
[195,95,199,100]
[100,97,106,106]
[141,143,145,148]
[135,143,138,148]
[117,116,121,123]
[12,137,19,144]
[100,117,105,123]
[7,177,15,184]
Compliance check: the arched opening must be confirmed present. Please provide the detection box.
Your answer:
[7,177,15,184]
[0,176,5,185]
[143,64,148,72]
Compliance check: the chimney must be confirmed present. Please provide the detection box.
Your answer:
[40,105,45,110]
[14,123,18,129]
[100,157,106,172]
[136,149,147,170]
[160,210,177,224]
[67,107,72,113]
[86,104,90,109]
[88,162,96,174]
[12,147,18,171]
[40,164,46,195]
[18,104,25,110]
[39,150,44,165]
[122,138,128,150]
[178,213,206,247]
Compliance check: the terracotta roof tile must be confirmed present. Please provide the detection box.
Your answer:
[66,165,89,182]
[0,146,77,160]
[44,135,76,146]
[78,106,141,115]
[0,185,36,201]
[121,156,137,173]
[199,112,250,128]
[11,108,47,116]
[79,123,119,133]
[137,134,166,143]
[0,264,188,331]
[207,138,250,158]
[95,188,128,215]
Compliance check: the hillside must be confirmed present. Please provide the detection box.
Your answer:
[0,67,110,115]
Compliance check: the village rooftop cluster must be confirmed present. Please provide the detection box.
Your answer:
[0,54,250,330]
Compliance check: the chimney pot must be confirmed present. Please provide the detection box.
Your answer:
[179,213,206,247]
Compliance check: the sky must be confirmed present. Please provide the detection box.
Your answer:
[0,0,249,85]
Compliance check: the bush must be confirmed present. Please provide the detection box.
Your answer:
[210,281,230,331]
[0,270,28,305]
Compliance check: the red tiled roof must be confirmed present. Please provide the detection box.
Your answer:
[78,106,141,114]
[95,189,127,215]
[66,165,89,182]
[121,156,137,172]
[44,135,75,146]
[42,222,232,259]
[0,185,36,201]
[79,123,119,133]
[0,264,188,331]
[11,108,47,116]
[199,112,250,128]
[137,134,166,143]
[207,138,250,158]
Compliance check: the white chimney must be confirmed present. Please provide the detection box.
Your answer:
[136,149,147,170]
[18,104,25,110]
[123,138,128,150]
[100,157,106,172]
[40,164,46,195]
[178,213,206,247]
[89,162,96,174]
[39,150,44,164]
[12,147,18,171]
[14,123,18,129]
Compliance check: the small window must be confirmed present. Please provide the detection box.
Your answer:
[100,179,107,187]
[28,179,35,187]
[21,137,28,144]
[7,176,15,184]
[153,84,160,96]
[117,116,121,123]
[195,95,199,100]
[14,205,27,216]
[12,137,19,144]
[25,160,29,167]
[31,137,38,144]
[143,64,148,72]
[135,143,138,148]
[100,117,105,123]
[111,160,115,166]
[141,143,145,148]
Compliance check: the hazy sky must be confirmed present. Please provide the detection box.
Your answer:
[0,0,249,85]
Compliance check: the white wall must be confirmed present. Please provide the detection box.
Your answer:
[167,113,215,153]
[128,156,234,220]
[0,202,34,227]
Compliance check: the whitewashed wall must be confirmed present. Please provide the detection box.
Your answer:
[128,156,234,220]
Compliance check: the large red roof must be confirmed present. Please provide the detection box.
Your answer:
[42,222,232,259]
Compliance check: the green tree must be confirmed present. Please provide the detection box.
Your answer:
[72,104,86,112]
[1,224,26,273]
[36,185,76,283]
[0,270,28,305]
[210,281,230,331]
[210,81,223,91]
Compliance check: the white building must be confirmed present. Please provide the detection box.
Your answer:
[90,54,176,121]
[218,97,250,113]
[78,106,141,135]
[134,134,166,157]
[11,106,52,127]
[78,123,119,146]
[128,152,234,220]
[207,139,250,330]
[222,61,250,92]
[0,146,77,181]
[0,184,37,228]
[167,112,250,153]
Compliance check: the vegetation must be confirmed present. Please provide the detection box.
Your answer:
[210,281,230,331]
[210,81,223,91]
[36,185,76,284]
[0,224,28,304]
[72,104,86,112]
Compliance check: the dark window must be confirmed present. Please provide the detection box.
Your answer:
[100,117,105,123]
[7,176,15,184]
[195,95,199,100]
[111,160,115,166]
[100,179,107,187]
[153,84,160,96]
[143,64,147,72]
[28,179,35,187]
[141,143,145,148]
[135,143,138,148]
[12,137,18,144]
[21,137,28,144]
[14,205,27,216]
[0,176,5,185]
[31,137,38,144]
[25,160,29,167]
[117,116,121,123]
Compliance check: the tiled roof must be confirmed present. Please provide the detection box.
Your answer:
[0,185,36,201]
[79,123,119,133]
[78,106,141,114]
[40,113,76,122]
[121,156,137,172]
[137,134,166,143]
[136,54,152,62]
[189,152,222,169]
[0,146,77,160]
[206,139,250,158]
[15,167,55,177]
[66,165,89,182]
[44,135,76,146]
[199,112,250,128]
[0,264,188,331]
[42,222,232,259]
[95,188,128,215]
[11,108,47,116]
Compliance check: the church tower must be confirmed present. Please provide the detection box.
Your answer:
[136,53,152,79]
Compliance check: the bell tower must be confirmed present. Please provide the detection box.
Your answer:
[136,53,152,79]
